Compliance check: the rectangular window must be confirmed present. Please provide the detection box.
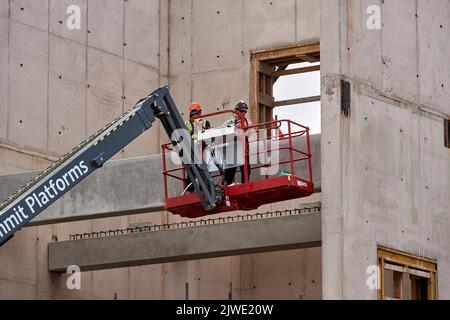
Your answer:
[378,246,437,300]
[250,43,320,134]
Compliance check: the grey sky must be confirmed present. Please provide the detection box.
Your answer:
[273,63,321,135]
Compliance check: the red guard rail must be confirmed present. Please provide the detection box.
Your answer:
[161,110,313,217]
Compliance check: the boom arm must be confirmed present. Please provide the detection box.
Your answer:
[0,86,221,247]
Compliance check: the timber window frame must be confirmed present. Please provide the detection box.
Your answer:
[378,246,437,300]
[250,43,320,123]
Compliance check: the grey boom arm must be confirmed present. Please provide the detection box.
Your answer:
[0,86,221,247]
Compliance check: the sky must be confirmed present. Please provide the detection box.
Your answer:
[273,63,321,135]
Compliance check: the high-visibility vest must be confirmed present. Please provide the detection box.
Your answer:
[185,118,208,141]
[225,116,250,129]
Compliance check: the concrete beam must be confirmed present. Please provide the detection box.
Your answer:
[0,154,167,226]
[48,212,321,272]
[0,135,321,226]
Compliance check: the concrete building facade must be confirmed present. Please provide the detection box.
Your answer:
[0,0,321,299]
[321,0,449,299]
[0,0,448,300]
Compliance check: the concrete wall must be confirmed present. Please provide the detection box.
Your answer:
[321,0,450,299]
[169,0,320,117]
[0,0,169,299]
[0,0,322,299]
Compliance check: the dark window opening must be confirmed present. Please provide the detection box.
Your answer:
[378,246,437,300]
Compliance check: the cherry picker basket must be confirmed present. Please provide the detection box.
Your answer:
[162,110,314,218]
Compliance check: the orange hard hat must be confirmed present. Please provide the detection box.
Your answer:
[189,102,202,114]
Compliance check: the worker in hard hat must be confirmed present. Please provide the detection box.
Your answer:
[224,101,251,129]
[184,102,211,192]
[185,102,211,142]
[223,100,252,186]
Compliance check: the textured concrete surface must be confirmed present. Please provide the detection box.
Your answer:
[8,21,48,152]
[49,213,321,272]
[321,0,450,299]
[168,0,320,117]
[0,17,7,140]
[2,0,169,159]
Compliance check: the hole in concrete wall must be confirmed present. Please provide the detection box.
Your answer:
[19,120,23,124]
[185,282,190,300]
[20,7,24,11]
[341,80,351,117]
[445,119,450,148]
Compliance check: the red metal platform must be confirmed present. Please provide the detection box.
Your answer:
[165,175,314,218]
[161,112,314,219]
